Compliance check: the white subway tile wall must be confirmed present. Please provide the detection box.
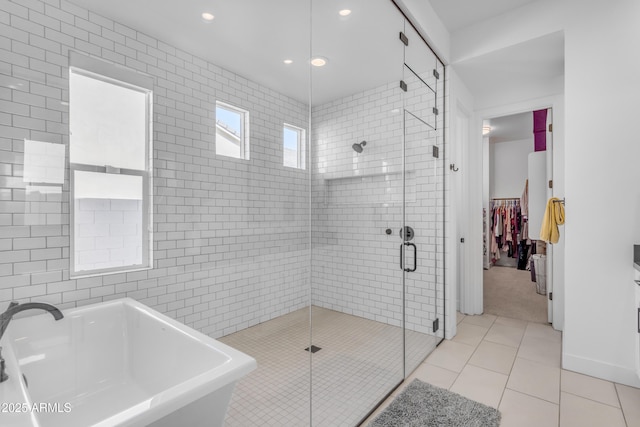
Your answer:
[0,0,449,345]
[311,82,405,328]
[0,0,309,337]
[311,69,446,337]
[73,198,143,272]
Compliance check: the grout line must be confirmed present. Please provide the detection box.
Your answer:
[613,384,630,427]
[504,385,560,406]
[560,389,624,410]
[449,370,462,392]
[558,388,563,426]
[496,384,507,411]
[503,386,561,408]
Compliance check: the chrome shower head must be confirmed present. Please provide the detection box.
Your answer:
[352,140,366,153]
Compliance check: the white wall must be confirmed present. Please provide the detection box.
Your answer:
[447,0,639,387]
[562,0,640,387]
[489,139,533,199]
[449,0,565,112]
[0,0,310,338]
[447,68,477,317]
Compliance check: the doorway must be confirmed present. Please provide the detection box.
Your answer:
[481,110,552,324]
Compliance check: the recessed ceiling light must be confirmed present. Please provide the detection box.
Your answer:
[339,9,352,16]
[283,59,293,65]
[310,57,327,67]
[201,12,215,22]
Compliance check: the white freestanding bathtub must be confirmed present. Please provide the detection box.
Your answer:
[0,298,256,427]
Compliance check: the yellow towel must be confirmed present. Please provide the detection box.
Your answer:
[539,197,565,244]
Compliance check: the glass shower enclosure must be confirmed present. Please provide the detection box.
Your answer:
[309,1,445,424]
[220,0,446,425]
[220,4,445,424]
[0,0,447,425]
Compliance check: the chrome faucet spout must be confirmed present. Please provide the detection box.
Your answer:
[0,301,64,383]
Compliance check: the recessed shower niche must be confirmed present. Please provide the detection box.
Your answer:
[323,172,417,206]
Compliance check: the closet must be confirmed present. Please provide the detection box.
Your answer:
[489,198,526,269]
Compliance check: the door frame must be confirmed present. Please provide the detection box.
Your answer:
[461,95,564,331]
[454,101,472,314]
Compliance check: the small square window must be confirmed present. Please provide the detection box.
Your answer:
[216,101,249,159]
[283,124,306,169]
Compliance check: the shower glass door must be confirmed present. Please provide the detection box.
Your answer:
[310,0,405,425]
[309,1,445,425]
[401,21,446,376]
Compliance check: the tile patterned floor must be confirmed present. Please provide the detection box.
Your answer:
[363,312,640,427]
[219,306,437,427]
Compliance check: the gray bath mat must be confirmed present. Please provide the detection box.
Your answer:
[368,379,501,427]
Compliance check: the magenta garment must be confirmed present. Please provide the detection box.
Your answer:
[533,109,547,151]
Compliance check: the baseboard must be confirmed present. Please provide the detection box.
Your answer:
[563,353,640,388]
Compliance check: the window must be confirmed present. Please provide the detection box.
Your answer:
[216,101,249,159]
[283,124,306,169]
[69,62,152,277]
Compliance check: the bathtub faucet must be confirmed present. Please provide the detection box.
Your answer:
[0,301,64,382]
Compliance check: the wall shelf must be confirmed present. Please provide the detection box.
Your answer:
[321,171,416,206]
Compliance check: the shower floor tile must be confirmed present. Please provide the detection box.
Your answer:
[219,306,438,427]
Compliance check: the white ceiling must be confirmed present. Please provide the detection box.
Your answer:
[428,0,539,32]
[69,0,410,106]
[69,0,564,132]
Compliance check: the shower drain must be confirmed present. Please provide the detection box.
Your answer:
[304,345,321,353]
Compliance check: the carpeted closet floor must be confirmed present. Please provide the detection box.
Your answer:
[483,266,548,324]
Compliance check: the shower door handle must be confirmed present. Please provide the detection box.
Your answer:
[400,242,417,272]
[406,242,417,272]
